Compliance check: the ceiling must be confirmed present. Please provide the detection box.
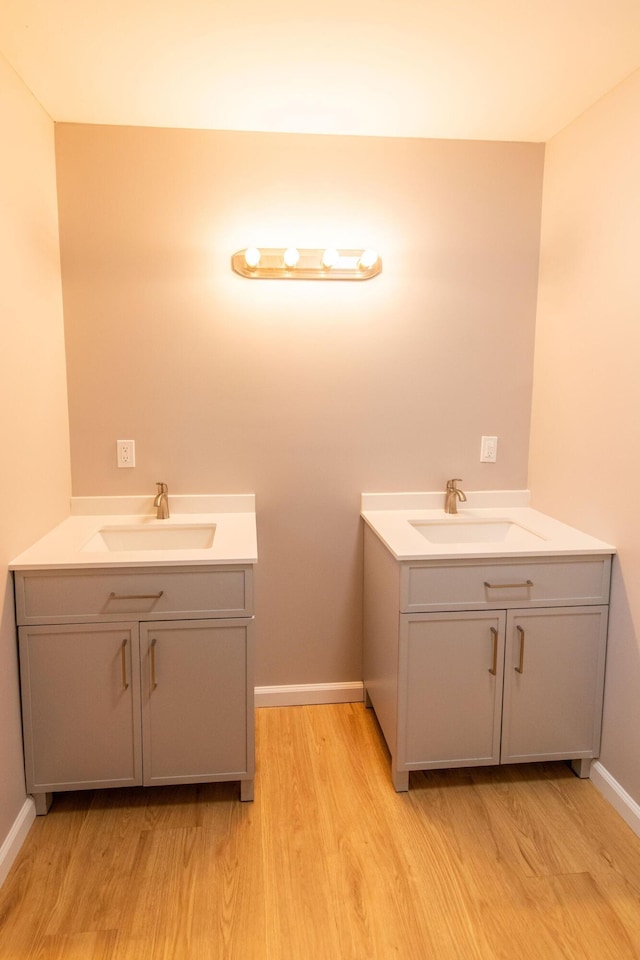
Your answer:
[1,0,639,142]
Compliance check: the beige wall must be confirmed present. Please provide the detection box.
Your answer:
[530,69,640,802]
[0,57,70,850]
[56,125,544,686]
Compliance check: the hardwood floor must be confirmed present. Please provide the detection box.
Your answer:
[1,703,640,959]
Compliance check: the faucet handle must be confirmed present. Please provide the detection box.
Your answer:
[446,478,463,490]
[156,482,168,493]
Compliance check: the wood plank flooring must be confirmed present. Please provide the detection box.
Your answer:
[1,703,640,959]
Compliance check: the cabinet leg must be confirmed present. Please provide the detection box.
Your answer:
[392,762,409,793]
[570,758,592,779]
[240,778,254,802]
[364,688,373,709]
[32,792,53,816]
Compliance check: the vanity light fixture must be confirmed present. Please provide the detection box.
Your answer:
[283,246,300,268]
[232,247,382,280]
[244,246,261,269]
[321,247,340,269]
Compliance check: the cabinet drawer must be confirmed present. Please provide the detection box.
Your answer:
[401,555,611,612]
[15,565,253,624]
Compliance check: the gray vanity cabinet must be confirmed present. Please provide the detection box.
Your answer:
[18,621,143,795]
[500,606,608,765]
[363,525,612,792]
[400,611,506,773]
[15,565,255,812]
[140,619,251,787]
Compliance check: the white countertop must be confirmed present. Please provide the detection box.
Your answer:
[361,491,615,561]
[10,495,258,570]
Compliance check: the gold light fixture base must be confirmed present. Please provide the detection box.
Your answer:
[231,248,382,280]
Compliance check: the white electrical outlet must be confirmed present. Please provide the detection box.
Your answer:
[117,439,135,468]
[480,436,498,462]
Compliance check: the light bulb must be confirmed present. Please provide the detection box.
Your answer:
[283,247,300,268]
[358,249,379,270]
[244,247,261,269]
[321,248,340,269]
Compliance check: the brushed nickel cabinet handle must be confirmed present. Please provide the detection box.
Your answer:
[489,626,499,676]
[484,580,533,590]
[150,637,158,690]
[109,591,164,601]
[121,638,129,690]
[515,625,525,674]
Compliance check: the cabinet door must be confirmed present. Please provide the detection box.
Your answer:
[398,611,506,771]
[140,619,253,785]
[19,622,142,792]
[501,606,608,764]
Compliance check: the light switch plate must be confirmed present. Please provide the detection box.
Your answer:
[480,436,498,462]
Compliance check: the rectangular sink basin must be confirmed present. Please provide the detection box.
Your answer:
[410,518,547,546]
[83,523,216,552]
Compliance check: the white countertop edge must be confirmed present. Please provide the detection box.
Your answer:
[10,497,258,570]
[70,494,256,515]
[361,490,531,511]
[361,503,616,561]
[10,555,258,571]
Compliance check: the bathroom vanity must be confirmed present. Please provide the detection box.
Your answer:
[10,495,257,813]
[362,492,615,791]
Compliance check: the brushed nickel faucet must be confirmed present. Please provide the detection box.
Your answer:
[444,478,467,514]
[153,482,170,519]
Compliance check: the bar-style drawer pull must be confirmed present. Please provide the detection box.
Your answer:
[150,637,158,690]
[515,625,525,674]
[121,638,129,690]
[108,591,164,601]
[489,626,499,676]
[484,580,533,590]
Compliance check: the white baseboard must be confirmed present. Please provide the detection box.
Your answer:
[590,761,640,838]
[255,681,364,708]
[0,797,35,890]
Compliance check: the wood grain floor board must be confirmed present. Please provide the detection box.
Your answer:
[2,703,640,959]
[519,871,640,960]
